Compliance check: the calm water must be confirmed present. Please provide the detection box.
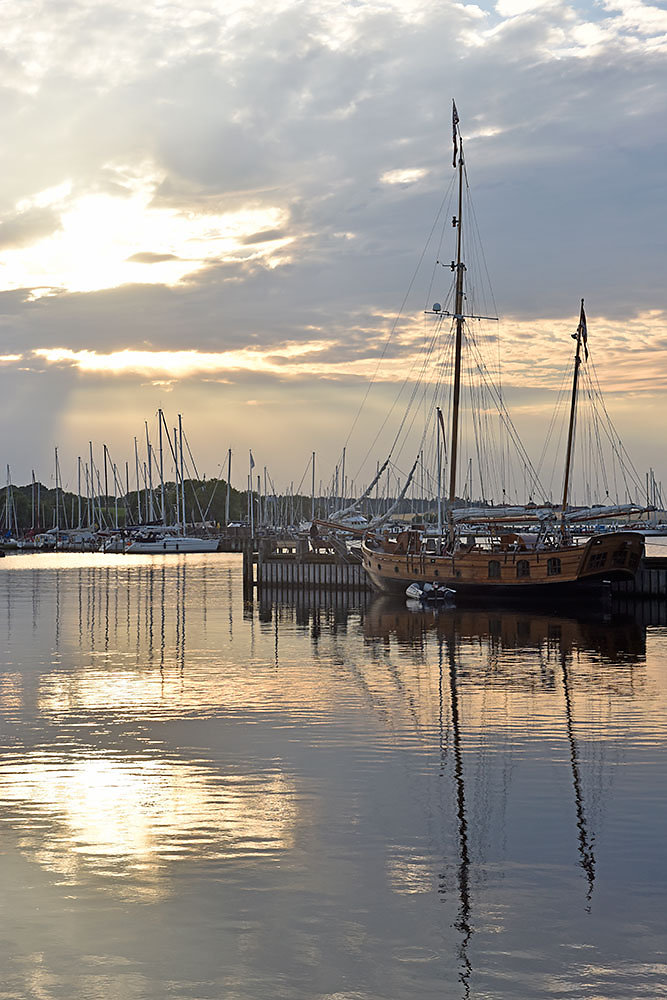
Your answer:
[1,552,666,1000]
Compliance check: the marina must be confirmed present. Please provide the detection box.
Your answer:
[2,11,667,995]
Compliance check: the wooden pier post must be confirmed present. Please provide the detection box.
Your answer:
[242,541,255,588]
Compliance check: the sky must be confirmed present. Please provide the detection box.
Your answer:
[1,0,666,501]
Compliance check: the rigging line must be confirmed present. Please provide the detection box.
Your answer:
[387,400,437,485]
[355,313,444,475]
[397,323,448,437]
[342,181,457,465]
[293,457,312,499]
[181,431,207,524]
[535,364,571,478]
[586,355,644,492]
[425,172,459,311]
[585,376,641,497]
[353,312,446,477]
[467,336,547,501]
[586,357,639,482]
[357,280,454,475]
[581,370,610,497]
[464,321,502,500]
[468,356,488,502]
[464,175,500,325]
[202,450,232,521]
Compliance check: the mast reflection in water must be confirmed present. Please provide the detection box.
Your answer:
[1,552,666,1000]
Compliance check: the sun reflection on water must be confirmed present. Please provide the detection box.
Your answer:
[0,754,297,899]
[1,554,667,999]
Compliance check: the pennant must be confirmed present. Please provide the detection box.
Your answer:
[249,450,255,470]
[452,100,459,168]
[578,299,588,361]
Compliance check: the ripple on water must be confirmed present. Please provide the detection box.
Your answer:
[0,554,666,1000]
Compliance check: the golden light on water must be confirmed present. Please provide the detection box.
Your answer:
[387,848,434,894]
[0,756,297,898]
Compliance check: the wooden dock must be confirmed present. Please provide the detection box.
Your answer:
[244,536,370,591]
[610,556,667,599]
[243,537,667,601]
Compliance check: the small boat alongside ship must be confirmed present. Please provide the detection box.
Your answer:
[405,581,456,603]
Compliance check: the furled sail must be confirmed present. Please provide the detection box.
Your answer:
[367,457,419,529]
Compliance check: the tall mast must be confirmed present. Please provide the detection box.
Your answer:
[145,421,154,522]
[448,103,465,536]
[54,448,60,535]
[158,409,166,525]
[178,413,186,533]
[113,463,119,529]
[103,443,109,514]
[134,436,141,525]
[561,299,586,516]
[436,407,443,536]
[5,464,10,534]
[77,457,82,529]
[89,441,96,526]
[311,451,316,522]
[225,448,232,526]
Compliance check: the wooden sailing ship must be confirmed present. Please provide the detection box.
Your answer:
[361,104,644,598]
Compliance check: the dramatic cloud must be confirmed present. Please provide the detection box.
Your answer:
[1,0,666,489]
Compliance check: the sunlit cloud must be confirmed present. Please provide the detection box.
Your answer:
[24,309,667,392]
[33,342,333,377]
[380,168,429,186]
[1,0,667,486]
[0,169,292,297]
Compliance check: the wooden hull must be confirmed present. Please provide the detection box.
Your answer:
[361,531,644,600]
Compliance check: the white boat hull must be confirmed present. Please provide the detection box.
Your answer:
[126,536,219,553]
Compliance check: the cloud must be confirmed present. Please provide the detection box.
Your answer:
[1,0,666,487]
[0,206,62,249]
[126,252,182,264]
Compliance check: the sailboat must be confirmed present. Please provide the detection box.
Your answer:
[125,524,219,553]
[361,104,644,598]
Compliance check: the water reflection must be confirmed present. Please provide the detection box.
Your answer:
[0,754,296,900]
[441,637,472,997]
[0,554,665,999]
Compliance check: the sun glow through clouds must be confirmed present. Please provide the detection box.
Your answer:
[34,342,332,377]
[0,171,291,296]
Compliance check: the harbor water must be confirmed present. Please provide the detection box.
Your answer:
[1,552,666,999]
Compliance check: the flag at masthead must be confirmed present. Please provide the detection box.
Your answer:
[571,298,589,361]
[452,100,460,167]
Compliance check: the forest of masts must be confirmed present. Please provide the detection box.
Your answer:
[1,411,449,537]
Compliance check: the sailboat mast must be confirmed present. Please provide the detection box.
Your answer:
[158,409,166,525]
[225,448,232,526]
[561,299,586,515]
[448,111,465,519]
